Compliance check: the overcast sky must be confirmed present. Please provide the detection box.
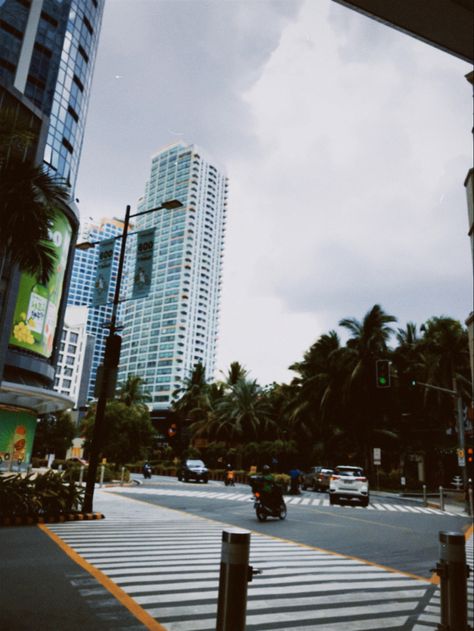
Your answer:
[76,0,473,386]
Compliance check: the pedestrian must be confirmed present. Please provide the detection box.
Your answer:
[289,466,301,495]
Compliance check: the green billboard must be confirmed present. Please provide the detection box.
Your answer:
[9,210,72,359]
[0,408,37,465]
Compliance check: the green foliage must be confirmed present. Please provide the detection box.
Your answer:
[81,400,155,465]
[0,471,84,517]
[33,411,76,459]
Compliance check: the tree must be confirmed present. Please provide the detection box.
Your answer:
[33,411,76,459]
[117,374,152,407]
[338,304,397,469]
[81,401,155,465]
[0,108,69,284]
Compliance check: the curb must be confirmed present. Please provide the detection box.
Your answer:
[0,512,105,527]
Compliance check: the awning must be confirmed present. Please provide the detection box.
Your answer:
[0,381,74,415]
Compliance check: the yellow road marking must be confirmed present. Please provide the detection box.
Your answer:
[429,521,474,584]
[38,523,167,631]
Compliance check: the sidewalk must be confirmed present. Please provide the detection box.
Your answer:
[0,516,150,631]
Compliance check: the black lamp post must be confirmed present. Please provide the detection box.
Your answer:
[82,199,183,513]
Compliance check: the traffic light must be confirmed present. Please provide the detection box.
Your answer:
[376,360,391,388]
[467,447,473,464]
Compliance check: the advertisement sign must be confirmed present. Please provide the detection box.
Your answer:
[373,447,381,465]
[9,210,72,358]
[133,228,155,299]
[91,238,115,306]
[0,409,37,465]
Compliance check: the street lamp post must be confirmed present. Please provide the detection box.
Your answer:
[82,199,182,513]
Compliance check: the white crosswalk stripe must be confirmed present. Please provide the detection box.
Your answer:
[106,486,458,515]
[44,490,464,631]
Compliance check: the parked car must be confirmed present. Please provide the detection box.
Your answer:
[329,465,369,506]
[301,467,334,492]
[177,459,209,483]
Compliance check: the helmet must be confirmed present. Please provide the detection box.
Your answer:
[262,465,270,472]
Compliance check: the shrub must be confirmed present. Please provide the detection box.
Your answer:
[0,471,84,517]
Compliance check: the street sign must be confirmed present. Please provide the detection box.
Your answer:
[373,447,381,465]
[457,448,465,466]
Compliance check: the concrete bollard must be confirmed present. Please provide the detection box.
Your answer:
[216,530,252,631]
[423,484,427,507]
[433,531,470,631]
[120,466,125,486]
[439,486,445,511]
[99,464,105,487]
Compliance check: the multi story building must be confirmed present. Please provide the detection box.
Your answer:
[0,0,104,466]
[54,305,93,414]
[119,142,228,409]
[68,217,124,400]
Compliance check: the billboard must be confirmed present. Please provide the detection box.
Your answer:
[133,228,155,299]
[9,210,72,358]
[0,408,37,465]
[91,238,116,306]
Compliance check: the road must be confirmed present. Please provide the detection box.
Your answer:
[44,478,473,631]
[119,476,470,579]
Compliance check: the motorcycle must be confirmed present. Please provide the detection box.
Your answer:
[142,464,152,479]
[253,489,287,521]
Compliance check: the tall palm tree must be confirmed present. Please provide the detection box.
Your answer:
[117,374,152,407]
[338,304,397,468]
[0,109,69,285]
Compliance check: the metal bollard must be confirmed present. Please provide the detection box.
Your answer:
[79,466,85,484]
[216,530,252,631]
[120,466,125,486]
[423,484,427,506]
[99,464,105,487]
[433,531,470,631]
[439,486,445,511]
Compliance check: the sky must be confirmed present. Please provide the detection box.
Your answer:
[76,0,473,387]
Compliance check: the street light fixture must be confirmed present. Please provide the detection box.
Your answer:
[82,199,183,513]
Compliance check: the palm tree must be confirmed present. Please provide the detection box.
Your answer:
[0,109,69,285]
[221,361,248,387]
[338,304,397,469]
[214,379,276,444]
[117,374,152,407]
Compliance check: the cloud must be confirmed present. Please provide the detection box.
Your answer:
[76,0,472,386]
[217,0,472,383]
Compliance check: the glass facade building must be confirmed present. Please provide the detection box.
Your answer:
[0,0,104,464]
[0,0,104,193]
[118,142,228,409]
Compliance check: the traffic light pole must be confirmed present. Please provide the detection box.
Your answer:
[414,379,470,516]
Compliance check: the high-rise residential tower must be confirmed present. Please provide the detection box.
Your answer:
[0,0,104,466]
[119,142,228,409]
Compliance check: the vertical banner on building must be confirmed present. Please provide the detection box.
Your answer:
[133,228,155,299]
[91,238,115,306]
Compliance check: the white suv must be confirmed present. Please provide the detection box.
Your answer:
[329,465,369,507]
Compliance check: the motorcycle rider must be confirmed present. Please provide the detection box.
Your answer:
[261,464,280,511]
[225,464,235,486]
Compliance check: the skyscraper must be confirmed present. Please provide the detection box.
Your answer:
[0,0,104,466]
[0,0,104,191]
[119,142,228,409]
[67,217,125,400]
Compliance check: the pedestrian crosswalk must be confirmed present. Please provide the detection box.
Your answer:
[45,490,473,631]
[106,485,458,516]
